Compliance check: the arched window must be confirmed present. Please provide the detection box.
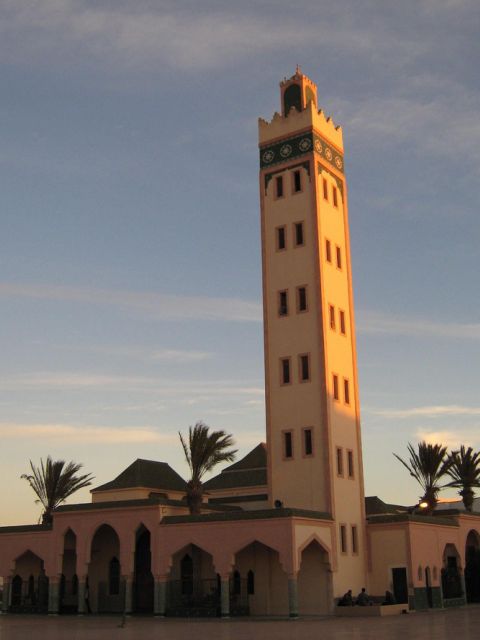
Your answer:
[418,565,423,581]
[11,575,22,607]
[181,554,193,596]
[233,570,241,595]
[283,84,302,115]
[109,557,120,595]
[28,575,35,602]
[72,574,78,595]
[247,570,255,595]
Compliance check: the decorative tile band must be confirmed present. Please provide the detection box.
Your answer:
[259,131,344,173]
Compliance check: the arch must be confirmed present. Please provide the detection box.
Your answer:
[134,524,153,612]
[167,544,219,616]
[60,527,78,612]
[88,524,122,613]
[11,575,22,607]
[442,543,463,600]
[425,566,433,608]
[283,84,302,115]
[465,530,480,602]
[298,539,332,615]
[296,533,332,570]
[247,570,255,595]
[230,536,289,572]
[11,551,47,613]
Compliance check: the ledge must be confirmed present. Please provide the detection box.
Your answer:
[162,508,332,525]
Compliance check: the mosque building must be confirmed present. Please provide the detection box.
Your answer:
[0,70,479,617]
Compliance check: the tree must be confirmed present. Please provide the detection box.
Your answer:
[179,422,237,515]
[445,446,480,512]
[393,441,451,514]
[21,457,94,524]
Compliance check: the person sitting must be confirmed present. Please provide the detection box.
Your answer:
[383,590,396,605]
[338,589,354,606]
[356,587,372,606]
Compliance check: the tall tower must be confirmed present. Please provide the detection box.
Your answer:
[259,69,366,588]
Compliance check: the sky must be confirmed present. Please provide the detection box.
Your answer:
[1,0,480,525]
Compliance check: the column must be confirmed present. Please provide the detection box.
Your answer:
[154,576,168,617]
[48,577,60,615]
[77,578,86,615]
[220,576,230,618]
[460,570,467,604]
[288,574,299,618]
[1,578,10,613]
[124,575,133,615]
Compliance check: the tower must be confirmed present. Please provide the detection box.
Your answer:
[259,69,366,590]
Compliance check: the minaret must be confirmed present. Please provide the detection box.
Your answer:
[259,69,366,589]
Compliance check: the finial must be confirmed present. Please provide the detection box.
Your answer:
[296,64,302,75]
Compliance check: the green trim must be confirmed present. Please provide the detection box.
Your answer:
[208,494,268,504]
[443,596,466,607]
[431,587,443,608]
[162,508,332,525]
[0,524,52,534]
[367,514,458,527]
[55,496,240,514]
[413,587,429,610]
[260,132,343,174]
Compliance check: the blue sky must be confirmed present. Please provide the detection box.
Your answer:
[1,0,479,524]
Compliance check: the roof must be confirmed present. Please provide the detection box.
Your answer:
[365,496,408,516]
[204,443,267,490]
[92,459,187,493]
[163,507,332,525]
[55,496,241,513]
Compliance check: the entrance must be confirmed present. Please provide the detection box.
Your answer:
[391,567,408,604]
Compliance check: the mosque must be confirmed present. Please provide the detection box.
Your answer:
[0,70,479,618]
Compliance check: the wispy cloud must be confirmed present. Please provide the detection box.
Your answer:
[416,428,480,449]
[56,344,213,363]
[357,310,480,340]
[0,282,262,323]
[0,422,172,444]
[371,405,480,419]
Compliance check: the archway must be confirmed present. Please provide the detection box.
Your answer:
[89,524,123,613]
[234,540,288,616]
[298,539,331,615]
[465,530,480,603]
[168,544,218,616]
[60,528,78,613]
[133,525,153,613]
[442,543,463,600]
[11,551,48,613]
[425,566,433,608]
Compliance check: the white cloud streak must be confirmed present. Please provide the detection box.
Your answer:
[0,282,262,323]
[371,405,480,419]
[416,428,480,450]
[357,310,480,340]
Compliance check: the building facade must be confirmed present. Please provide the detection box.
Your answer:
[0,70,479,618]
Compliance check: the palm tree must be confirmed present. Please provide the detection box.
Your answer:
[444,446,480,512]
[179,422,237,515]
[393,441,451,514]
[21,457,94,524]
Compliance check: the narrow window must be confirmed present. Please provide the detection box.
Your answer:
[323,177,328,201]
[233,570,241,595]
[336,447,344,476]
[303,428,313,456]
[181,554,193,595]
[347,450,354,478]
[109,557,120,595]
[281,358,291,385]
[325,239,332,263]
[299,354,310,381]
[333,186,338,208]
[294,222,304,246]
[293,170,302,193]
[336,246,342,269]
[340,525,347,553]
[339,310,346,335]
[297,286,307,312]
[329,304,336,330]
[278,290,288,317]
[276,226,286,250]
[247,570,255,595]
[333,374,339,400]
[351,526,358,554]
[344,378,350,405]
[276,176,284,198]
[284,431,293,458]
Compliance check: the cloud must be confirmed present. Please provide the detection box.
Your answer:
[0,422,172,444]
[357,310,480,340]
[59,345,213,363]
[0,282,262,323]
[371,405,480,419]
[416,428,480,449]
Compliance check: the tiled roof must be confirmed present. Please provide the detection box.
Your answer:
[163,507,332,525]
[92,459,187,493]
[365,496,408,516]
[204,443,267,490]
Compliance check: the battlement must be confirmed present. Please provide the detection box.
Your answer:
[258,99,343,150]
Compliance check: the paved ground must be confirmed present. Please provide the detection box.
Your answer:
[1,607,480,640]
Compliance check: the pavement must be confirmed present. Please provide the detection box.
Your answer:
[1,606,480,640]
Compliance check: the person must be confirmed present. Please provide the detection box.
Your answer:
[338,589,354,606]
[383,590,396,605]
[356,587,372,606]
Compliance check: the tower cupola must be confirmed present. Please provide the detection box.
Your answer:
[280,66,318,117]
